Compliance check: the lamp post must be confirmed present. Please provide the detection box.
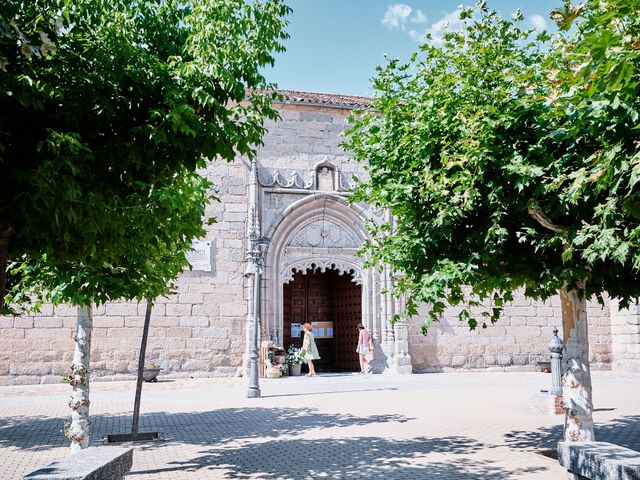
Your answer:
[245,217,265,398]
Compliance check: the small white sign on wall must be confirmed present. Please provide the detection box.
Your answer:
[187,240,212,271]
[291,323,302,338]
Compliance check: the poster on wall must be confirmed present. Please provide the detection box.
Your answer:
[291,323,302,338]
[187,240,212,271]
[314,322,334,338]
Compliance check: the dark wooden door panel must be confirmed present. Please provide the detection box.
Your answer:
[332,274,361,372]
[282,269,361,372]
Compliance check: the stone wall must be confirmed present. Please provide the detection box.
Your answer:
[0,159,249,385]
[0,102,363,386]
[255,104,374,346]
[0,99,631,384]
[610,300,640,373]
[408,292,612,372]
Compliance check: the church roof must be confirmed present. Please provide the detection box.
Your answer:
[277,90,371,109]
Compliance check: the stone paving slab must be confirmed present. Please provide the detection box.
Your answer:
[1,372,639,479]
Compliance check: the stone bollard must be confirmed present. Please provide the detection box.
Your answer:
[532,327,564,415]
[549,326,563,397]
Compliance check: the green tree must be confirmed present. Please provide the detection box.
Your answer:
[0,0,290,311]
[1,0,290,450]
[345,0,639,443]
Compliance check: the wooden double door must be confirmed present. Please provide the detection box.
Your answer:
[283,269,361,372]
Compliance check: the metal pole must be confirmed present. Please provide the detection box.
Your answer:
[247,241,261,398]
[131,302,153,439]
[549,326,563,397]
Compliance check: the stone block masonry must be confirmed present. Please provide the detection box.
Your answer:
[557,441,640,480]
[610,299,640,373]
[409,292,612,372]
[0,97,630,384]
[23,445,133,480]
[0,155,248,385]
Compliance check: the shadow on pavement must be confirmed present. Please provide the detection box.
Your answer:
[0,416,67,452]
[0,407,413,452]
[128,436,549,479]
[504,415,640,452]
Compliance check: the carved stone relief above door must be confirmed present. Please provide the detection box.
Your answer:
[288,220,358,248]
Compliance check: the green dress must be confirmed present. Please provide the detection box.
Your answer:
[303,331,320,360]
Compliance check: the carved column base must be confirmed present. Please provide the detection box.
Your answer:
[392,322,412,374]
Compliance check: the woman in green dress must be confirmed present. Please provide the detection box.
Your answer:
[302,322,320,376]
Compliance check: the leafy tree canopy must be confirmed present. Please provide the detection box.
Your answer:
[344,0,640,332]
[0,0,290,309]
[8,168,211,307]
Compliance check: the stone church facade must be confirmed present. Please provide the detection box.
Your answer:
[1,91,639,385]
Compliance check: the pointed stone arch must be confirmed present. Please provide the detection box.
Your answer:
[261,193,374,345]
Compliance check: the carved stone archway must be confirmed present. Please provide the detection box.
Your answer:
[262,194,372,345]
[282,258,363,286]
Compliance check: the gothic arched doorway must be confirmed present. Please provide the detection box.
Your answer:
[282,269,361,372]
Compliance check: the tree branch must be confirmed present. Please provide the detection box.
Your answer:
[527,200,569,235]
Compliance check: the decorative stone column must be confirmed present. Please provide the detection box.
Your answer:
[243,159,265,396]
[390,272,412,374]
[380,265,395,362]
[245,208,265,398]
[393,321,412,374]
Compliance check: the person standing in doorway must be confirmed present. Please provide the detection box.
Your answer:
[356,323,373,374]
[302,322,320,376]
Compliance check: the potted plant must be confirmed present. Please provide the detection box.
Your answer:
[286,345,305,376]
[142,362,161,382]
[265,350,281,378]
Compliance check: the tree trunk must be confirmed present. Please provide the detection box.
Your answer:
[559,285,595,442]
[68,305,93,452]
[132,301,152,440]
[0,227,15,314]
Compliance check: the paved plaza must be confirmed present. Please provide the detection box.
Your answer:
[1,371,639,479]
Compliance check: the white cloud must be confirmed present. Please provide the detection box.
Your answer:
[384,5,472,44]
[408,29,424,42]
[423,7,468,45]
[411,9,428,24]
[529,14,548,32]
[382,4,413,30]
[406,6,472,45]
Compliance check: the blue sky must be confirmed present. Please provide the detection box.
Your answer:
[266,0,560,96]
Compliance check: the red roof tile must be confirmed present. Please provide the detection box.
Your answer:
[276,90,371,109]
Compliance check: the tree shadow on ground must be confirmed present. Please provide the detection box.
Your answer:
[0,416,68,452]
[128,436,550,479]
[504,415,640,452]
[0,407,413,452]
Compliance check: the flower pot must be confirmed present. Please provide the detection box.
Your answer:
[142,368,161,382]
[266,366,281,378]
[289,364,302,376]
